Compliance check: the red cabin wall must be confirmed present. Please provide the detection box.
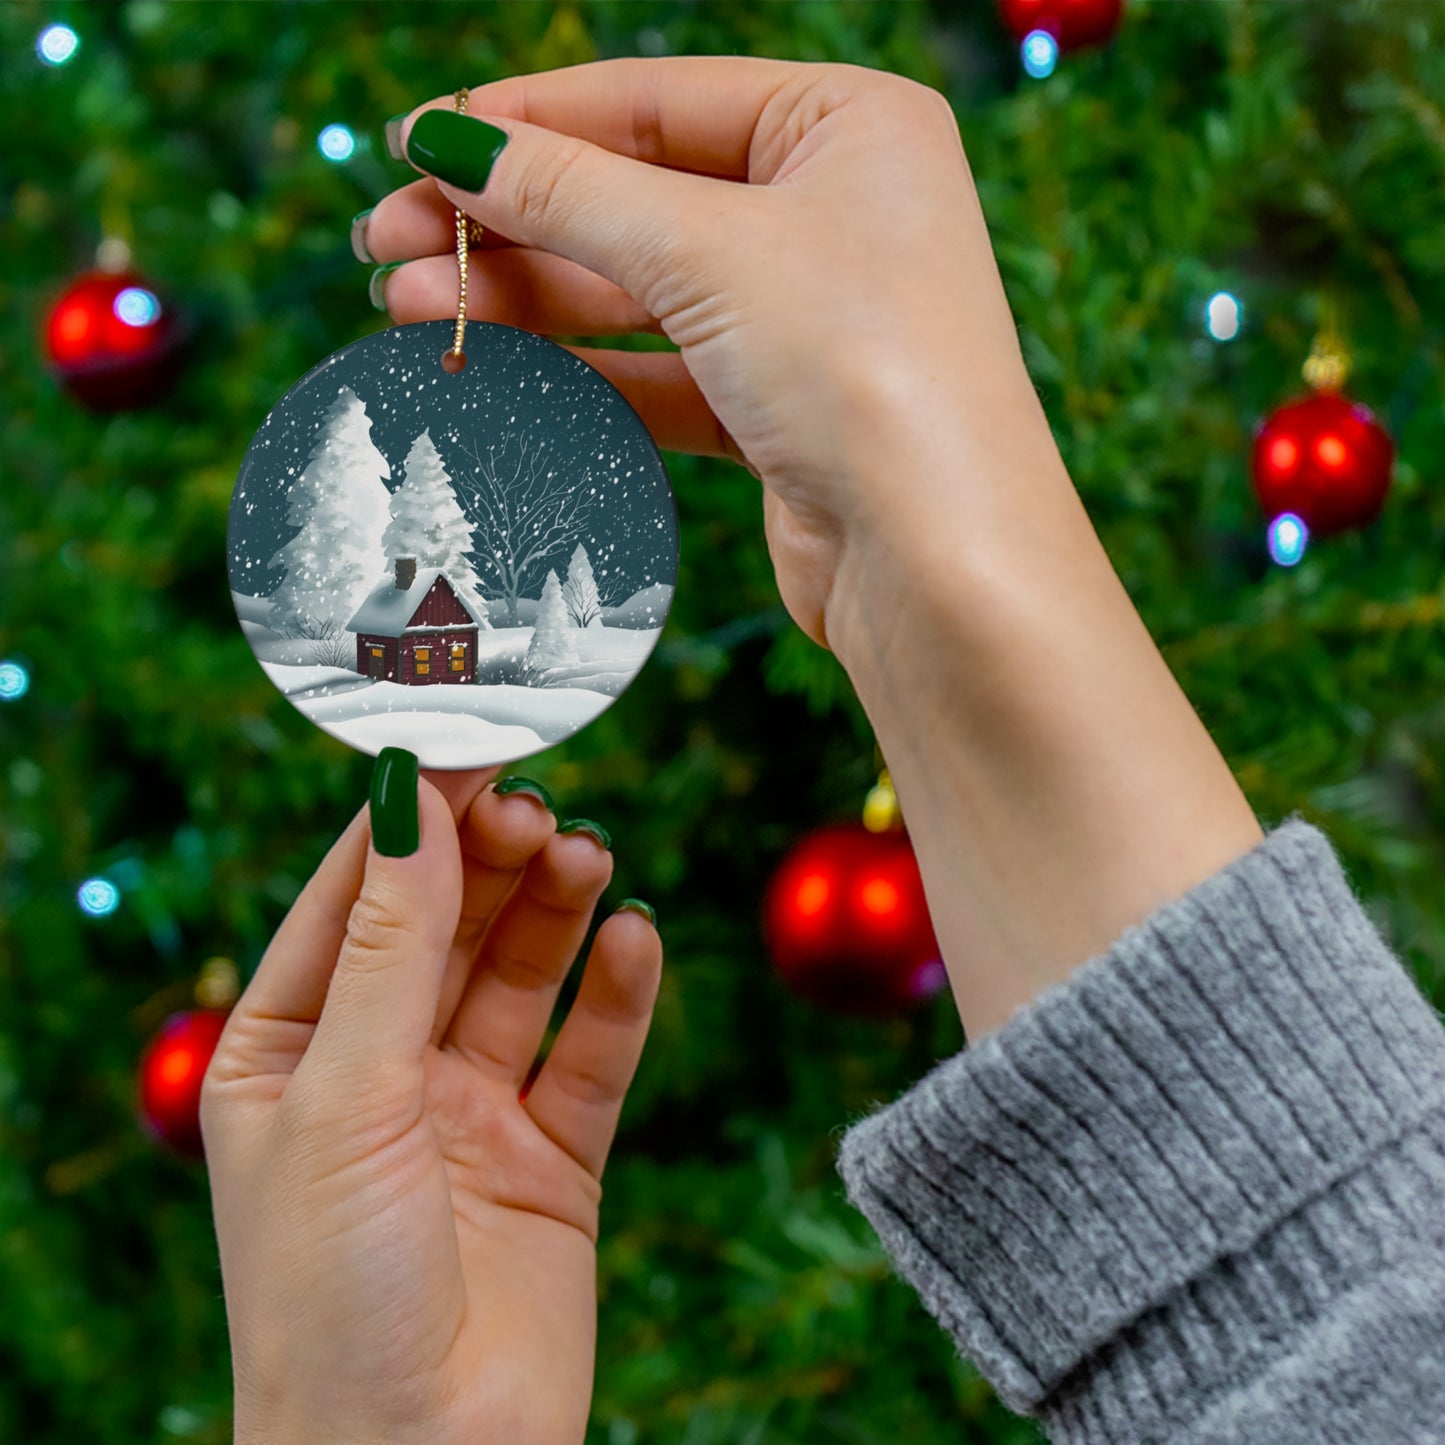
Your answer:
[410,578,472,629]
[401,629,476,685]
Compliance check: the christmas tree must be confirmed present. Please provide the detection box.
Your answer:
[2,4,1443,1444]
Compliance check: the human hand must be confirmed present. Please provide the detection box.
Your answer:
[201,756,662,1445]
[360,57,1066,662]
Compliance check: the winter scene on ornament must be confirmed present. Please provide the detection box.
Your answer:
[227,321,678,768]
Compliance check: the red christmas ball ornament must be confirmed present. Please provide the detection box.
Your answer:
[44,269,183,410]
[998,0,1125,50]
[763,822,946,1018]
[1251,391,1394,538]
[137,1008,230,1158]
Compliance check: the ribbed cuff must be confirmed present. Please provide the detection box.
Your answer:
[835,816,1445,1436]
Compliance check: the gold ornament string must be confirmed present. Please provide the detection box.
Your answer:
[445,87,484,369]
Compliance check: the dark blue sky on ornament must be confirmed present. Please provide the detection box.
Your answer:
[228,319,678,603]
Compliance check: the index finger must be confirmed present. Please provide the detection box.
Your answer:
[407,54,808,181]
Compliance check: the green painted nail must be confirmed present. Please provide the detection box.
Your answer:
[384,113,408,162]
[405,110,510,192]
[617,898,656,926]
[558,818,612,851]
[370,748,419,857]
[493,775,556,812]
[369,261,404,311]
[350,208,375,264]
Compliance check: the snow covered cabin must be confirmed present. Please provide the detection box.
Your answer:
[347,558,488,685]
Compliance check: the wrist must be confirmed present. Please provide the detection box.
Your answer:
[822,411,1262,1040]
[822,368,1078,683]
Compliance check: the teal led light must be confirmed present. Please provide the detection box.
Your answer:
[1022,30,1059,79]
[1268,512,1308,567]
[0,660,28,700]
[1206,291,1243,341]
[114,287,161,327]
[318,124,357,162]
[78,878,121,917]
[38,24,79,66]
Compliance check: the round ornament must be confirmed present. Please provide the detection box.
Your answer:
[228,319,678,768]
[1251,391,1393,538]
[44,269,183,411]
[998,0,1125,50]
[763,822,946,1018]
[137,1008,230,1158]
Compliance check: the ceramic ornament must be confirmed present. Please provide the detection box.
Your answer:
[227,319,678,768]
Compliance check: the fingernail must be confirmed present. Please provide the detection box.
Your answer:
[384,113,409,162]
[369,261,404,311]
[405,110,510,192]
[370,747,420,857]
[558,818,611,851]
[493,775,556,813]
[617,898,656,926]
[350,208,375,264]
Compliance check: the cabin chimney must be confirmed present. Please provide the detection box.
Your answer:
[394,557,417,590]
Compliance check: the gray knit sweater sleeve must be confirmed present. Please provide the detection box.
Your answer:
[835,816,1445,1443]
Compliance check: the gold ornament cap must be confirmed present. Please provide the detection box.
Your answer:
[863,768,902,833]
[1303,296,1350,392]
[194,956,240,1011]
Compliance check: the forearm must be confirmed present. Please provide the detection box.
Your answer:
[826,385,1263,1041]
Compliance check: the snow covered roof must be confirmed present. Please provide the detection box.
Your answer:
[346,567,487,637]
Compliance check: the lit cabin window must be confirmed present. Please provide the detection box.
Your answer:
[415,646,431,676]
[450,643,466,672]
[370,646,384,658]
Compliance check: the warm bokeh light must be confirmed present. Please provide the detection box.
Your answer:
[858,876,901,918]
[50,300,94,358]
[159,1048,197,1087]
[1268,436,1299,474]
[794,872,831,917]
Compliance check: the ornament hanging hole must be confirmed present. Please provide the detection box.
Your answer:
[440,349,467,374]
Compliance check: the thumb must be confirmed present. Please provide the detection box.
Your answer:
[302,749,463,1092]
[399,106,743,317]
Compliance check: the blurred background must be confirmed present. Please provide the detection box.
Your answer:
[2,2,1443,1442]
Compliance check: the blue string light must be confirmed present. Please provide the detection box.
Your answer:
[78,878,122,918]
[1022,30,1059,79]
[1268,512,1309,567]
[114,287,162,328]
[0,660,29,701]
[318,124,357,162]
[1205,291,1243,342]
[37,24,79,66]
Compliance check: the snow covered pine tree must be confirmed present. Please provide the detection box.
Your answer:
[268,385,392,636]
[380,428,486,612]
[562,542,603,629]
[524,568,579,686]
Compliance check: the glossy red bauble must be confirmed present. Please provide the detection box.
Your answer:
[137,1009,230,1158]
[998,0,1125,49]
[1251,392,1394,538]
[44,270,183,410]
[763,823,945,1018]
